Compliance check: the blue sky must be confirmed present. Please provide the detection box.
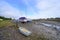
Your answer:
[0,0,60,19]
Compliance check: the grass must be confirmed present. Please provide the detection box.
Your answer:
[0,20,15,28]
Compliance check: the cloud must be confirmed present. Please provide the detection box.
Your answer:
[0,0,60,19]
[0,1,26,19]
[34,0,60,18]
[36,1,49,10]
[21,0,60,19]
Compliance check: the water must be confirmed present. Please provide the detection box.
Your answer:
[41,23,60,31]
[54,26,60,31]
[42,23,52,27]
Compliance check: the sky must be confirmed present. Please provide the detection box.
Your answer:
[0,0,60,19]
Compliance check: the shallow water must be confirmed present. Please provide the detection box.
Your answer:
[41,23,60,31]
[42,23,52,27]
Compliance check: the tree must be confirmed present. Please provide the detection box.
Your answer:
[0,16,12,20]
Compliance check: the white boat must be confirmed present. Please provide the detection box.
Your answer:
[19,27,32,36]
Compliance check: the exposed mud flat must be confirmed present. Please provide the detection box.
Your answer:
[18,20,60,40]
[0,20,60,40]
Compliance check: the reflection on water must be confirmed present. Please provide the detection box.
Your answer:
[42,23,52,27]
[42,23,60,31]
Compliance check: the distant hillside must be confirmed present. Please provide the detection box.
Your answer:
[32,17,60,22]
[46,18,60,22]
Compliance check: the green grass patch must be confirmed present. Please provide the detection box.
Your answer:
[0,20,15,28]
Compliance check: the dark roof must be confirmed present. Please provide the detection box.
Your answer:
[19,17,26,19]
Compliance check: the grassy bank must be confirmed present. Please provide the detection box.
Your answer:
[0,20,15,28]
